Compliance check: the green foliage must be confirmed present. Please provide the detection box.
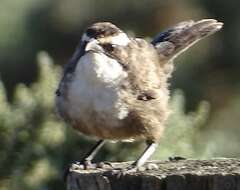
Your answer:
[0,52,212,190]
[203,94,240,158]
[0,52,63,190]
[154,91,210,159]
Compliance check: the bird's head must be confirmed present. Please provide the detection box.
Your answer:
[81,22,130,52]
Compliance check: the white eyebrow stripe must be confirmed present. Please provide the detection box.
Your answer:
[82,31,130,48]
[109,33,130,46]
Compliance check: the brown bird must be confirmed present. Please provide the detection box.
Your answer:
[55,19,223,171]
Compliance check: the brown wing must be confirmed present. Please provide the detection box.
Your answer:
[102,39,171,141]
[102,39,168,101]
[152,19,223,61]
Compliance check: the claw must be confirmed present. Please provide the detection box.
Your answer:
[82,160,97,169]
[96,161,115,169]
[63,161,97,182]
[111,164,143,178]
[146,163,159,170]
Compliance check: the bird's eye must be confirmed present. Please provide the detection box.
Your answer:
[86,28,105,38]
[102,43,115,52]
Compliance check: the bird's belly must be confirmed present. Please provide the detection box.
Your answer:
[57,52,131,139]
[67,80,128,128]
[65,83,133,139]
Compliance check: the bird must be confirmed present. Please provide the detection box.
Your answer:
[55,19,223,172]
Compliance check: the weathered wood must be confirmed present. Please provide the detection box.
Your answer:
[66,158,240,190]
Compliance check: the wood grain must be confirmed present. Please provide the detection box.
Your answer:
[66,158,240,190]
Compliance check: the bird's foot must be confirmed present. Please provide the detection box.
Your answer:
[145,163,159,170]
[81,160,98,169]
[96,161,115,169]
[168,156,186,161]
[112,161,161,178]
[63,160,97,182]
[111,164,143,178]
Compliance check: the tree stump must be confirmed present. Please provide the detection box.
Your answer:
[66,158,240,190]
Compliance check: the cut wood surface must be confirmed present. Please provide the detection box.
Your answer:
[67,158,240,190]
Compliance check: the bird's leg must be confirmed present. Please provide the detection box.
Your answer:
[126,140,158,172]
[80,139,105,168]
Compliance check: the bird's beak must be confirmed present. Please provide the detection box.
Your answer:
[85,39,100,52]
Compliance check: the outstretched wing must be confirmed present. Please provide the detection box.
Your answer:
[152,19,223,61]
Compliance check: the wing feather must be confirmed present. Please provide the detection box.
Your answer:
[152,19,223,60]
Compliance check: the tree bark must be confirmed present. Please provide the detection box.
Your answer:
[66,158,240,190]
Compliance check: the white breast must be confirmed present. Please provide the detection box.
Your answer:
[66,51,129,127]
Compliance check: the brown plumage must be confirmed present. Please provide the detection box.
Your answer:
[56,19,223,171]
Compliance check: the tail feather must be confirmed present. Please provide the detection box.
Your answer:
[152,19,223,61]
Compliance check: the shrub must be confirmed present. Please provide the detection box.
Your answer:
[0,52,210,190]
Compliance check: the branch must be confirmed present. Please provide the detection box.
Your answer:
[66,158,240,190]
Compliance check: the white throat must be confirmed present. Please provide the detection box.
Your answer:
[67,50,129,127]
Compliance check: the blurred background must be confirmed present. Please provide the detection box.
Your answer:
[0,0,240,189]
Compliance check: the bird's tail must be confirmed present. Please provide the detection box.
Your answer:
[152,19,223,61]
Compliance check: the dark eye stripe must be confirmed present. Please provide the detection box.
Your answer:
[86,28,104,38]
[86,27,121,39]
[102,43,115,52]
